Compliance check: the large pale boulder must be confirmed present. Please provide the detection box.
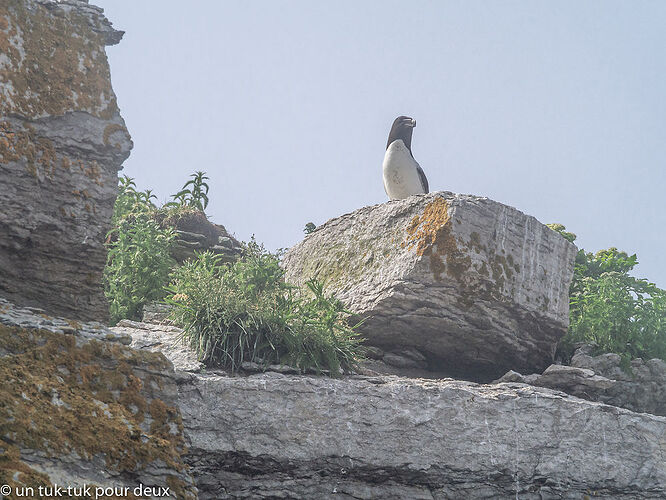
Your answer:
[283,192,577,380]
[0,0,132,321]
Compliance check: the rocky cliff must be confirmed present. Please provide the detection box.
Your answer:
[177,372,665,499]
[0,0,132,321]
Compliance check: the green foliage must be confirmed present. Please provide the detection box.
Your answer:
[546,223,577,243]
[165,171,210,211]
[104,173,209,325]
[104,213,176,325]
[166,243,364,376]
[304,222,317,234]
[112,175,158,224]
[553,223,666,366]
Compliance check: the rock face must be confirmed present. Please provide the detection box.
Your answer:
[177,372,666,499]
[119,322,666,499]
[153,209,243,264]
[116,319,204,373]
[496,345,666,416]
[0,0,132,321]
[0,298,196,498]
[283,192,578,381]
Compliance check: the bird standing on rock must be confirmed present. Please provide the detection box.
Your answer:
[382,115,429,200]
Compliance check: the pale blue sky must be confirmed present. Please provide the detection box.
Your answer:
[96,0,666,287]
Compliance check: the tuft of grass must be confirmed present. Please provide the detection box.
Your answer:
[166,242,363,376]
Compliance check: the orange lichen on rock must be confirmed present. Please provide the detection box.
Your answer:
[0,324,189,492]
[103,123,128,149]
[403,198,471,281]
[0,0,118,118]
[0,121,60,180]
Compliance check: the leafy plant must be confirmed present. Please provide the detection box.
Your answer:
[104,213,176,325]
[304,222,317,234]
[104,174,200,325]
[166,171,210,211]
[112,175,158,224]
[166,243,363,376]
[551,224,666,366]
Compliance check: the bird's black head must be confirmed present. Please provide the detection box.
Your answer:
[386,115,417,151]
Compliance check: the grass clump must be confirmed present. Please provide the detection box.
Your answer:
[166,242,363,376]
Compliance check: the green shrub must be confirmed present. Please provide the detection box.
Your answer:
[166,243,363,376]
[112,175,157,223]
[104,175,178,325]
[551,224,666,365]
[104,213,176,325]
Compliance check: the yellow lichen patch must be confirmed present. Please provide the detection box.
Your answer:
[0,325,189,490]
[0,0,118,118]
[0,122,60,181]
[0,444,53,499]
[403,198,472,281]
[103,123,128,149]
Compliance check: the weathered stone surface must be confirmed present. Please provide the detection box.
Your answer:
[0,0,132,321]
[0,296,130,345]
[0,300,196,498]
[178,372,666,499]
[494,346,666,416]
[142,301,175,325]
[152,209,243,264]
[283,192,578,380]
[113,319,205,373]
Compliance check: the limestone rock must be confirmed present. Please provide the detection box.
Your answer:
[142,301,175,325]
[179,372,666,499]
[0,0,132,321]
[534,364,616,395]
[113,319,204,373]
[283,192,578,380]
[494,346,666,416]
[152,209,243,264]
[0,300,196,498]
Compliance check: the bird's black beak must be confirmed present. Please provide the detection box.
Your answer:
[411,118,416,128]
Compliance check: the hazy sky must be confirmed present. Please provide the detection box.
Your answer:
[96,0,666,287]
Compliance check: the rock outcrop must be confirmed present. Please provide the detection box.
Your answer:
[116,319,204,373]
[283,192,578,381]
[0,0,132,321]
[153,209,243,264]
[495,345,666,416]
[179,372,665,499]
[0,298,197,498]
[118,321,666,499]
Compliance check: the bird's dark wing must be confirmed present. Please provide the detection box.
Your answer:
[416,164,429,193]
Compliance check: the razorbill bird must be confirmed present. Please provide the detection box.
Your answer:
[383,115,429,200]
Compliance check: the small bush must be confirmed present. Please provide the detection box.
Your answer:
[550,224,666,366]
[166,243,363,376]
[104,176,177,325]
[104,213,176,325]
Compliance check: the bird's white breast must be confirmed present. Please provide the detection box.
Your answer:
[383,139,425,200]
